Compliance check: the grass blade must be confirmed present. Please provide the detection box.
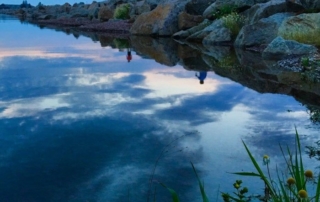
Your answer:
[241,140,276,197]
[315,174,320,202]
[160,183,180,202]
[232,172,261,177]
[191,162,210,202]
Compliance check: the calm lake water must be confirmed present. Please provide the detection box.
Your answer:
[1,14,320,202]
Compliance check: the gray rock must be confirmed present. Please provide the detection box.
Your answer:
[134,0,151,15]
[98,6,113,21]
[234,13,293,48]
[178,11,204,30]
[106,0,137,9]
[69,7,89,18]
[187,19,223,41]
[203,0,259,19]
[298,0,320,9]
[37,14,53,20]
[185,0,216,15]
[244,0,303,24]
[278,13,320,46]
[262,36,317,59]
[203,2,216,19]
[203,21,232,45]
[130,0,188,36]
[173,19,211,39]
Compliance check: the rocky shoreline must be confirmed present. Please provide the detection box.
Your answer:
[1,0,320,58]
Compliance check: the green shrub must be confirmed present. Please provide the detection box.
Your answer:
[221,12,245,37]
[113,3,130,20]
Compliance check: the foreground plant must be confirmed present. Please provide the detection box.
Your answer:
[114,3,130,20]
[230,127,320,202]
[221,180,251,202]
[221,12,245,38]
[162,128,320,202]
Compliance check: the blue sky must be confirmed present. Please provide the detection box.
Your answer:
[0,0,95,6]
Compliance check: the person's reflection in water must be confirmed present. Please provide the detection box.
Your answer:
[195,71,207,85]
[126,47,132,62]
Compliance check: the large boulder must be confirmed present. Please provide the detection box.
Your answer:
[134,0,151,15]
[178,11,204,30]
[210,0,255,12]
[88,2,100,19]
[202,20,232,45]
[298,0,320,10]
[69,7,89,18]
[173,19,210,39]
[130,0,188,36]
[202,0,268,19]
[106,0,137,9]
[187,19,223,42]
[234,13,293,48]
[98,6,114,21]
[243,0,303,24]
[262,36,317,59]
[278,13,320,46]
[185,0,216,15]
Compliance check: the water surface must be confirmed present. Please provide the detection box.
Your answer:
[0,15,319,202]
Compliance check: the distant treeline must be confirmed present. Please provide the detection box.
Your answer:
[0,2,33,9]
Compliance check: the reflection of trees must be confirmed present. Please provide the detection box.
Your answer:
[305,104,320,124]
[306,140,320,160]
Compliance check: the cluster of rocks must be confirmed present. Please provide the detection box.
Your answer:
[1,0,320,60]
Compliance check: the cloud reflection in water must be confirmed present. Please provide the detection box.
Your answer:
[0,17,319,202]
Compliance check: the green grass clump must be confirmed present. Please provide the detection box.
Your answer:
[229,127,320,202]
[279,27,320,46]
[212,4,237,19]
[221,12,245,37]
[113,3,130,20]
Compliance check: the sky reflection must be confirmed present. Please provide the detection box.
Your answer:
[0,15,319,202]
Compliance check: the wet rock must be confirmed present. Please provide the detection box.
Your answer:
[130,0,187,36]
[234,13,292,48]
[98,6,114,22]
[173,19,210,39]
[203,46,233,61]
[262,36,317,60]
[178,12,204,30]
[185,0,215,15]
[278,13,320,45]
[243,0,303,24]
[180,56,211,71]
[187,19,223,42]
[208,0,255,13]
[297,0,320,10]
[134,0,151,15]
[202,22,232,45]
[131,36,179,66]
[69,7,89,18]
